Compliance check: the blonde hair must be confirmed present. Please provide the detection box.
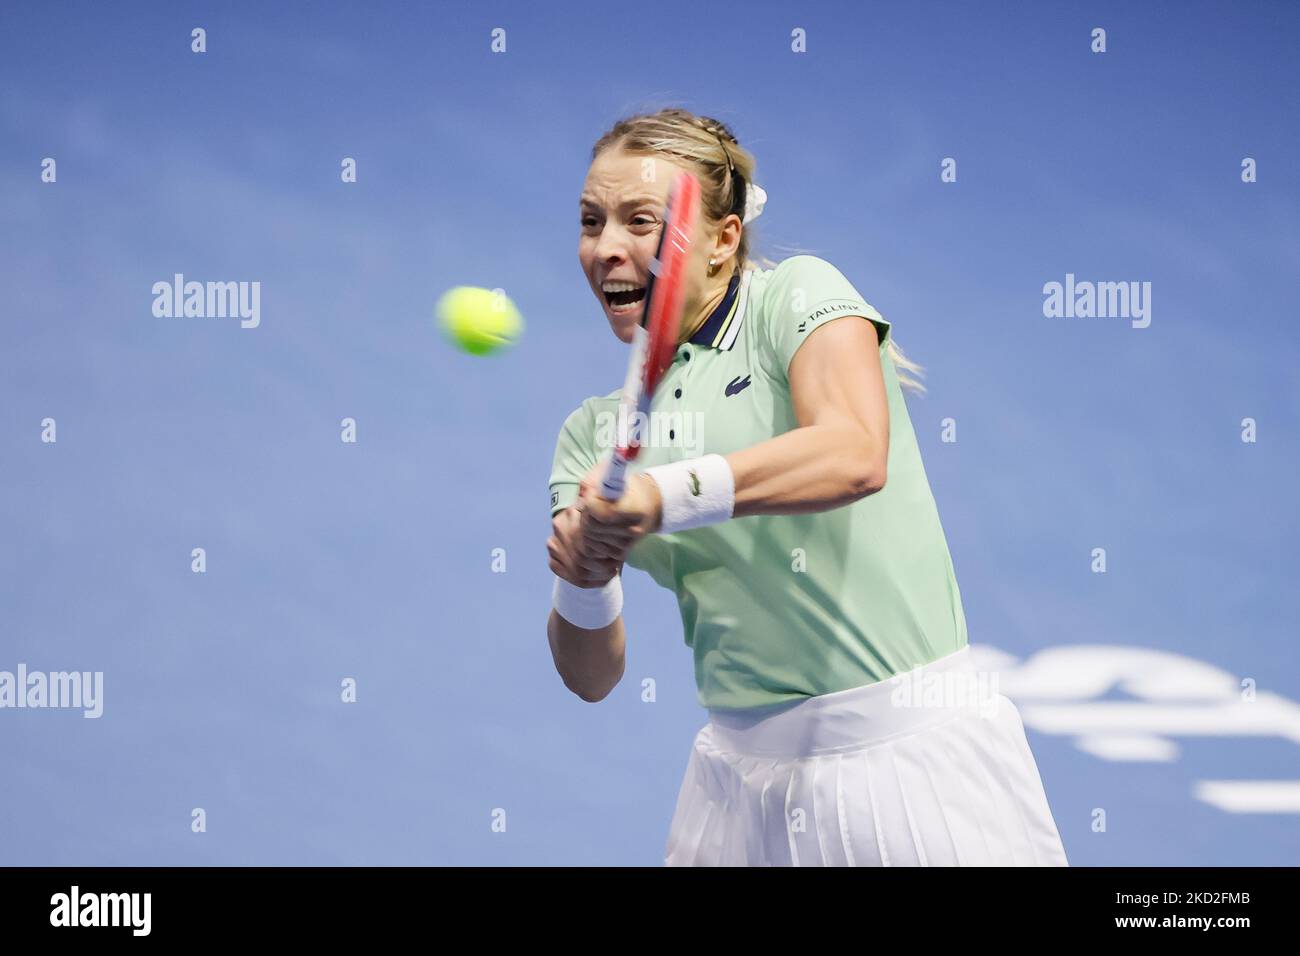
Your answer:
[590,107,926,395]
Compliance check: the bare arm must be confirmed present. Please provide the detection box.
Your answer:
[575,318,889,547]
[545,502,633,702]
[728,318,889,516]
[547,601,626,703]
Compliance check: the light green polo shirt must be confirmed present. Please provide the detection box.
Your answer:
[549,255,968,711]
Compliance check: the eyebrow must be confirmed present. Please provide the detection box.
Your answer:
[578,196,661,209]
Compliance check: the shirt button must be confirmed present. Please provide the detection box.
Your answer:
[674,388,682,398]
[669,429,675,439]
[681,350,690,362]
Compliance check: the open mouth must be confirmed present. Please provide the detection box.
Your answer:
[604,287,647,313]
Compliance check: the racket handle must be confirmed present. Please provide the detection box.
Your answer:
[601,324,649,501]
[600,450,630,501]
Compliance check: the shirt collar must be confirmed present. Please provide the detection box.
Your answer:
[685,269,752,350]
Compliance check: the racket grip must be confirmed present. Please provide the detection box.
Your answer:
[600,450,630,501]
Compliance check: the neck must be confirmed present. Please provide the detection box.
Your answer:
[679,271,734,344]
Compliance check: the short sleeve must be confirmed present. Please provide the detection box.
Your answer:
[548,402,599,518]
[760,256,891,380]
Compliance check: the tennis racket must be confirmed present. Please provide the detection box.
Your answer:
[599,171,702,501]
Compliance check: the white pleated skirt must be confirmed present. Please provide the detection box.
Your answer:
[664,646,1068,866]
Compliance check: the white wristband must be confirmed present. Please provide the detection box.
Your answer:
[552,575,623,630]
[643,454,735,534]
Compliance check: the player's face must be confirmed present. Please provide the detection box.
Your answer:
[578,149,716,344]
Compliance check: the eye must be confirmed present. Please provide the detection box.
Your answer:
[581,215,599,228]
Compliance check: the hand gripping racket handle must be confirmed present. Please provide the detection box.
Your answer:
[600,450,632,501]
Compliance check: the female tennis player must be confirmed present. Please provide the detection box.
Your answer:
[546,107,1068,867]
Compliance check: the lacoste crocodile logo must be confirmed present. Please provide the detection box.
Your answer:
[725,374,752,397]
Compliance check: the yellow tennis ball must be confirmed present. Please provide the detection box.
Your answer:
[436,286,523,356]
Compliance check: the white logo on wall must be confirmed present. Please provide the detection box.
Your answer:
[971,644,1300,814]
